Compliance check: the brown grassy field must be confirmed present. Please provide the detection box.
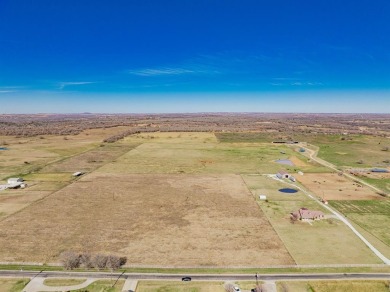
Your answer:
[297,173,383,200]
[276,280,390,292]
[0,126,132,180]
[0,190,50,220]
[0,173,294,266]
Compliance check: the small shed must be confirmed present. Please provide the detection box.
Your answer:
[289,176,296,182]
[259,195,267,200]
[7,177,24,184]
[299,148,306,153]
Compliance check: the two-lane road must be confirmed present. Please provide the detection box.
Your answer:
[0,270,389,281]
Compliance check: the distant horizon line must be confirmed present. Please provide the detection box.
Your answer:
[1,112,390,115]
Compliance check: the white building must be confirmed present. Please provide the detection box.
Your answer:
[7,177,23,184]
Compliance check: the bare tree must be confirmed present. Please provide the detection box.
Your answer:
[92,254,108,270]
[60,251,80,270]
[79,252,93,268]
[106,255,122,270]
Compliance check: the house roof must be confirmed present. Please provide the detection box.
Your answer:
[292,208,324,220]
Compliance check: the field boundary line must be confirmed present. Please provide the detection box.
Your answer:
[239,174,297,266]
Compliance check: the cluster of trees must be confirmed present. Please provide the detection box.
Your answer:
[1,113,389,138]
[60,251,127,270]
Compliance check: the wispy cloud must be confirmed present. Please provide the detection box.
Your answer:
[0,90,16,93]
[58,81,96,90]
[270,81,323,86]
[126,65,220,77]
[127,67,197,76]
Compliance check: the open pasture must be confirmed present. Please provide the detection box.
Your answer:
[306,135,390,169]
[242,175,381,264]
[217,133,390,169]
[0,126,132,180]
[330,200,390,249]
[297,173,383,200]
[40,143,139,173]
[0,173,294,266]
[330,200,390,214]
[276,280,390,292]
[99,132,324,175]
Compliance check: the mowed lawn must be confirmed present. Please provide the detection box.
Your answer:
[0,173,294,266]
[242,175,381,264]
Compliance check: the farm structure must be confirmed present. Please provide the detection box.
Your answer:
[291,208,324,221]
[7,177,23,184]
[371,168,389,173]
[0,177,26,190]
[276,170,290,179]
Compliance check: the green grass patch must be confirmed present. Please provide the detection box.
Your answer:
[306,135,390,168]
[136,281,225,292]
[0,278,29,292]
[44,278,86,286]
[360,177,390,194]
[73,280,124,292]
[329,200,390,214]
[216,132,275,143]
[330,200,390,251]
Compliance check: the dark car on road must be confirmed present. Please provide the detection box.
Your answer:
[181,276,192,281]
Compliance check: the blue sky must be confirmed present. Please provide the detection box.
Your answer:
[0,0,389,113]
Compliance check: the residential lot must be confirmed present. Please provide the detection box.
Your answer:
[242,175,381,264]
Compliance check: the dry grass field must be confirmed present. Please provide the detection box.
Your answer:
[242,175,381,264]
[0,126,132,180]
[1,130,388,267]
[0,173,294,266]
[297,173,383,200]
[0,190,50,220]
[276,280,390,292]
